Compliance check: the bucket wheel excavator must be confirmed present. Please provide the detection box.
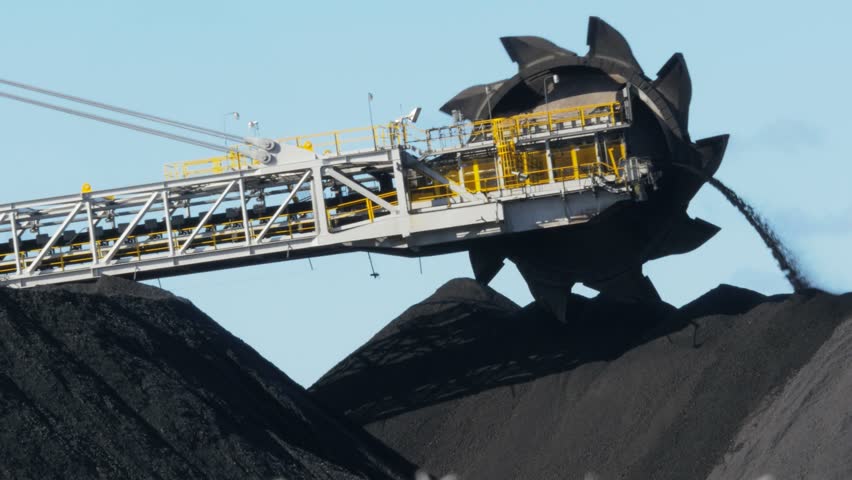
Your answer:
[0,17,726,322]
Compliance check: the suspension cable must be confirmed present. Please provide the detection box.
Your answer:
[0,91,233,154]
[0,78,243,142]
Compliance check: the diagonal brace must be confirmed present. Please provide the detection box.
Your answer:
[256,170,312,243]
[405,157,482,202]
[178,181,236,254]
[26,203,84,274]
[325,168,397,214]
[102,192,159,264]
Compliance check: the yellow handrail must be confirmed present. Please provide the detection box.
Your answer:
[164,101,624,180]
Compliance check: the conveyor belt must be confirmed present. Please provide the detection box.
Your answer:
[0,98,652,287]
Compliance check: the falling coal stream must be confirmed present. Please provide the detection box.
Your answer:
[672,163,811,292]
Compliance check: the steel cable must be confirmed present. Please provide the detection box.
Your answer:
[0,91,232,154]
[0,78,243,142]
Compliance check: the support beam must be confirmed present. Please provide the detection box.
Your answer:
[26,202,84,274]
[310,166,327,236]
[405,158,482,203]
[85,201,99,265]
[391,157,411,237]
[178,181,236,255]
[237,177,252,246]
[102,192,159,263]
[9,214,21,275]
[326,168,397,213]
[256,171,311,243]
[161,191,175,257]
[545,139,555,183]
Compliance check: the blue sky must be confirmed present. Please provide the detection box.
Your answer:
[2,0,850,386]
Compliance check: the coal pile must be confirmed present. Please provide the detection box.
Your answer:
[0,277,416,480]
[312,278,852,480]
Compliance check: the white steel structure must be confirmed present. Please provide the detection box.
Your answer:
[0,92,654,288]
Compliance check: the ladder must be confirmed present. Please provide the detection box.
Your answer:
[492,119,518,182]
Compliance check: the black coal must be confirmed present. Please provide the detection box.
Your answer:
[313,279,852,480]
[0,277,416,480]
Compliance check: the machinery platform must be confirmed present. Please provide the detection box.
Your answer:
[0,95,652,288]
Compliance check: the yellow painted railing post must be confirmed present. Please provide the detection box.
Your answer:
[161,100,631,182]
[367,199,375,222]
[607,147,620,178]
[571,148,579,180]
[473,161,481,193]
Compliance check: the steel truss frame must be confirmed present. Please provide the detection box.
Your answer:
[0,102,645,288]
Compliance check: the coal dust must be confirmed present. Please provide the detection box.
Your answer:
[674,163,811,292]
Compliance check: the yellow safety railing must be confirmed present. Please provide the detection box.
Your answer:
[0,206,323,275]
[326,191,399,226]
[163,101,624,180]
[409,101,622,153]
[279,125,399,156]
[164,151,259,180]
[408,139,627,203]
[0,187,428,275]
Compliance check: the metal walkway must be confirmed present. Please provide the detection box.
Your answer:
[0,92,654,288]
